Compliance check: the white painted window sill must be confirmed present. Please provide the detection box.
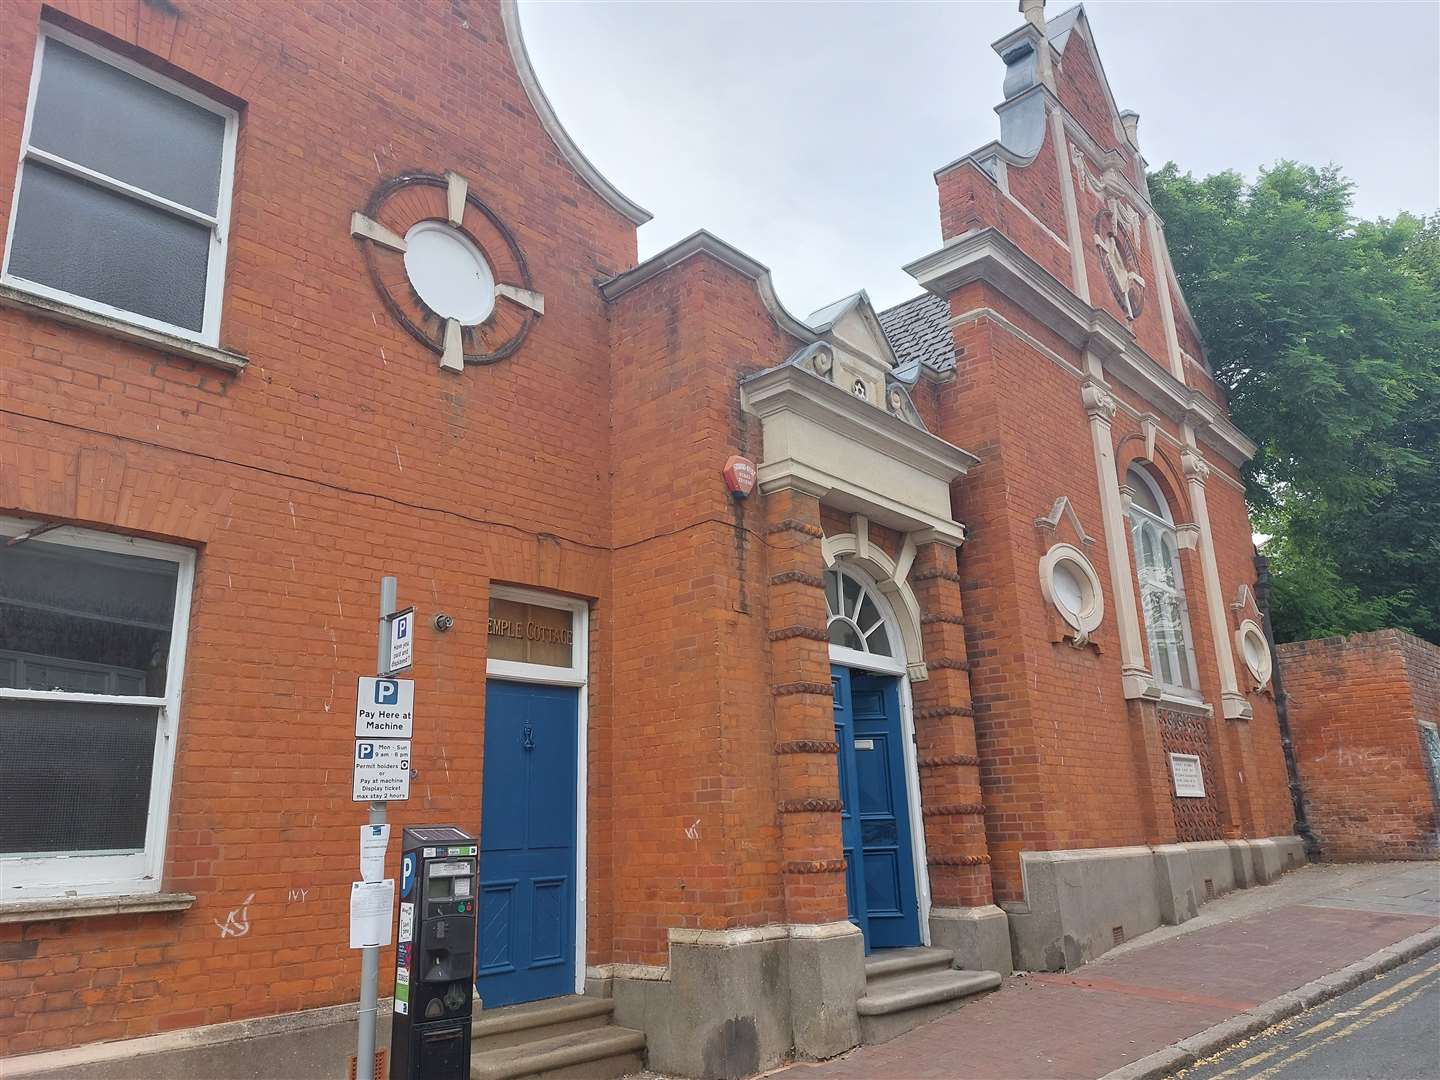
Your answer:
[0,283,247,373]
[0,891,196,924]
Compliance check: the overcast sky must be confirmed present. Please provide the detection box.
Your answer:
[521,1,1440,316]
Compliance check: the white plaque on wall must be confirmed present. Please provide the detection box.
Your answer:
[1169,753,1206,798]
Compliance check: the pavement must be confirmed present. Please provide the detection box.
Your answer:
[776,861,1440,1080]
[1178,949,1440,1080]
[6,862,1437,1080]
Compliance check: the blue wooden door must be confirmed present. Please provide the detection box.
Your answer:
[477,681,578,1007]
[833,666,921,952]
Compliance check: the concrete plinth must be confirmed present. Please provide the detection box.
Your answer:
[929,905,1014,975]
[605,921,864,1079]
[1003,836,1308,971]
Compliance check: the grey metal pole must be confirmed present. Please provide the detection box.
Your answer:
[357,575,397,1080]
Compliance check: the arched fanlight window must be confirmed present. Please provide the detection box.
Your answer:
[1126,465,1200,693]
[824,565,895,658]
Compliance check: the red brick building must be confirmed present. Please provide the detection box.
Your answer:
[1280,631,1440,862]
[0,1,1304,1075]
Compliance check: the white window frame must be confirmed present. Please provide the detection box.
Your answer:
[1127,467,1201,697]
[1,25,239,346]
[0,516,194,900]
[483,584,589,994]
[825,565,906,677]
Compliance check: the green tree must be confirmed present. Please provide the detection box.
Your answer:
[1149,162,1440,644]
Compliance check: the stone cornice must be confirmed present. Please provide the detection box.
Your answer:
[598,230,818,345]
[741,364,980,482]
[903,228,1257,466]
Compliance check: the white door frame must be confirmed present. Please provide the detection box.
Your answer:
[483,584,589,995]
[826,566,933,949]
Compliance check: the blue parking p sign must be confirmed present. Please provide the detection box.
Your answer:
[355,677,414,738]
[386,607,414,673]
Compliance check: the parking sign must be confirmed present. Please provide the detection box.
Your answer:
[355,677,414,738]
[386,607,414,674]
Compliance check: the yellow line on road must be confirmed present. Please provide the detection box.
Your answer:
[1201,959,1440,1080]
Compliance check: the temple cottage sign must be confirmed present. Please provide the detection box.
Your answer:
[487,597,575,668]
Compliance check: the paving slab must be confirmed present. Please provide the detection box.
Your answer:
[777,863,1440,1080]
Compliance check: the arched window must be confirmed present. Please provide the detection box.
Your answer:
[824,565,895,659]
[1126,466,1199,693]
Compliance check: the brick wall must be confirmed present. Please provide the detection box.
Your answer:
[1280,631,1440,861]
[0,0,636,1053]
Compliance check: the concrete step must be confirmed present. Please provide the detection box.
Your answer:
[470,1024,646,1080]
[856,967,1002,1046]
[863,946,956,984]
[471,995,615,1052]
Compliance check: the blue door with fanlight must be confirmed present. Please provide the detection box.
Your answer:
[833,665,921,952]
[477,681,578,1007]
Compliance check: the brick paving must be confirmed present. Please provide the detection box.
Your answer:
[782,904,1438,1079]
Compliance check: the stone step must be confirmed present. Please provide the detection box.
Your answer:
[862,946,956,984]
[471,995,615,1052]
[470,1025,646,1080]
[856,967,1002,1046]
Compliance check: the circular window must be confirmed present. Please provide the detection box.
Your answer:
[403,221,496,326]
[1052,561,1091,617]
[1235,620,1272,689]
[1039,543,1104,642]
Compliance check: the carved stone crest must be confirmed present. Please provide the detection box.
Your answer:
[1093,196,1146,320]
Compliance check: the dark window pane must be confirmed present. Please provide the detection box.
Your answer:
[829,619,863,650]
[823,571,840,619]
[0,538,177,695]
[865,622,892,657]
[9,162,210,331]
[0,698,157,854]
[30,39,225,214]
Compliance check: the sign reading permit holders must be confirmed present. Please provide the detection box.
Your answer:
[353,740,411,802]
[355,677,414,738]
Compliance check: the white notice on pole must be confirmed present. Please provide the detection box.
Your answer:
[360,823,390,883]
[349,879,395,949]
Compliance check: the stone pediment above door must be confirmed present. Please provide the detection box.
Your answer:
[740,339,977,546]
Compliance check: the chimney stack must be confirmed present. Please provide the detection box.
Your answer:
[1120,110,1141,149]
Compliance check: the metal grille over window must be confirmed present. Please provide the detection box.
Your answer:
[2,31,236,342]
[0,519,192,897]
[824,567,894,658]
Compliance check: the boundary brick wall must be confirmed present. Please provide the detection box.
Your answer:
[1280,630,1440,861]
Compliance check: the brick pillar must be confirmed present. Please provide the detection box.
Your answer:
[909,540,994,907]
[763,488,849,925]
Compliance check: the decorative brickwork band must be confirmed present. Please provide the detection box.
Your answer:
[927,854,992,867]
[766,518,824,539]
[767,625,829,642]
[926,658,973,672]
[772,681,833,698]
[919,753,980,768]
[783,859,848,875]
[922,802,986,817]
[912,567,964,585]
[774,740,841,755]
[920,613,967,626]
[916,704,975,720]
[769,570,825,589]
[778,798,845,814]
